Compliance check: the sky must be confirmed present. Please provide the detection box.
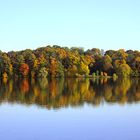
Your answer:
[0,0,140,52]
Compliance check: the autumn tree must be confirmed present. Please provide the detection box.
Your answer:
[38,67,48,78]
[19,63,30,77]
[0,54,13,77]
[102,55,113,74]
[78,62,89,75]
[116,64,132,77]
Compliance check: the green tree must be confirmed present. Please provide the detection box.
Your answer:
[116,64,131,77]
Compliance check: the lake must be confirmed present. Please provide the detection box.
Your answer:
[0,78,140,140]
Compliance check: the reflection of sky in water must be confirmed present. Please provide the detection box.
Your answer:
[0,78,140,140]
[0,103,140,140]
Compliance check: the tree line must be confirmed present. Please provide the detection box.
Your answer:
[0,45,140,78]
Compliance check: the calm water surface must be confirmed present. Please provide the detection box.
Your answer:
[0,78,140,140]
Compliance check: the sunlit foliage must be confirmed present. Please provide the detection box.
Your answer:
[0,46,140,78]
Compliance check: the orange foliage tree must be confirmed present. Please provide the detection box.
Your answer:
[19,63,29,77]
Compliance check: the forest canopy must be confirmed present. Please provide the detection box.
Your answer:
[0,45,140,78]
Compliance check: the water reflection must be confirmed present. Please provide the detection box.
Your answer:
[0,78,140,109]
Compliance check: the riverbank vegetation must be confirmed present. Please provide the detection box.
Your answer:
[0,46,140,78]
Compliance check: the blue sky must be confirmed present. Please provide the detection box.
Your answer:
[0,0,140,52]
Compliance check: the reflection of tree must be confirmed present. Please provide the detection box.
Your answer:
[114,78,131,96]
[20,79,29,93]
[0,78,140,108]
[38,78,48,90]
[104,85,113,101]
